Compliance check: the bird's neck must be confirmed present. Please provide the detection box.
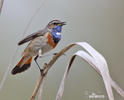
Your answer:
[51,26,62,43]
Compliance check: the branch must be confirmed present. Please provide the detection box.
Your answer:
[30,44,75,100]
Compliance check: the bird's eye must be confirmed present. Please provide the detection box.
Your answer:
[53,23,58,25]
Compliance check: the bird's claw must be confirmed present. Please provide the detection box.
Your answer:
[40,69,45,76]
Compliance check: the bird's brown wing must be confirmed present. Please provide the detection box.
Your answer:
[18,28,48,45]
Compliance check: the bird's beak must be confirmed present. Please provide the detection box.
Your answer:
[61,22,66,26]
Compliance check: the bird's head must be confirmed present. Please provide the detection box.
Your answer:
[47,20,66,32]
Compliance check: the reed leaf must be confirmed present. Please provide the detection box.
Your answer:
[56,42,124,100]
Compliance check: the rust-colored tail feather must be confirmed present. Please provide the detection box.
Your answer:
[11,56,32,75]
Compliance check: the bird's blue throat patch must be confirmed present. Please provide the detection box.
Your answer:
[51,26,62,43]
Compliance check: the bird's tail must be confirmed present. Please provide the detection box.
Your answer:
[11,56,32,75]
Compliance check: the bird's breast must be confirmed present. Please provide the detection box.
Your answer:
[46,32,57,48]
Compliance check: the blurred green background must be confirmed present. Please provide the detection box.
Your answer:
[0,0,124,100]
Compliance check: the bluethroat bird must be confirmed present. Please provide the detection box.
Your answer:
[11,20,66,75]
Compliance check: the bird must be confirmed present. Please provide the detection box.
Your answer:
[11,20,66,75]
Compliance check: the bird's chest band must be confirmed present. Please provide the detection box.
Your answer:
[47,33,57,48]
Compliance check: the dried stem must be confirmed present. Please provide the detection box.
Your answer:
[0,0,4,15]
[30,44,75,100]
[30,42,124,100]
[31,74,44,100]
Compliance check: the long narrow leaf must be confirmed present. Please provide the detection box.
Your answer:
[56,42,124,100]
[75,51,124,98]
[76,42,113,100]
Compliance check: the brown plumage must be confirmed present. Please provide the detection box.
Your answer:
[11,56,32,75]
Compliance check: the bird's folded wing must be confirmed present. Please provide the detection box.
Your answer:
[18,28,48,45]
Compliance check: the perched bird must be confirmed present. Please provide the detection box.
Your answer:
[11,20,66,75]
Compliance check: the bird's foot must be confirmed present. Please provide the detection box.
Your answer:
[40,69,45,76]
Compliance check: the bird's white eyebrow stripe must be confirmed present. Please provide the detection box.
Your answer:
[56,32,61,35]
